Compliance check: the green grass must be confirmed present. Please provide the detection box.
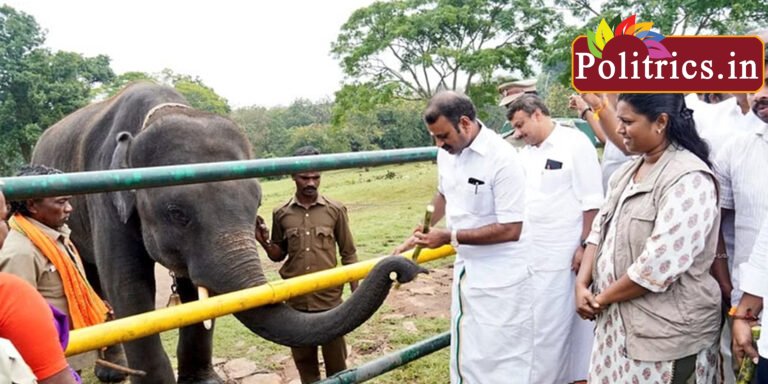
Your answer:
[81,162,452,383]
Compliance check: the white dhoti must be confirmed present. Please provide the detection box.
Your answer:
[450,260,534,384]
[529,233,594,384]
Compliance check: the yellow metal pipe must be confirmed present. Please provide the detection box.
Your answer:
[66,246,455,356]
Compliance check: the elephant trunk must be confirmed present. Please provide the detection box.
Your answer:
[233,256,428,347]
[192,232,427,347]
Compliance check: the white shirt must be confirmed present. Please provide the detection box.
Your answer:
[687,94,763,156]
[519,125,604,269]
[716,123,768,305]
[601,141,632,191]
[739,217,768,357]
[438,126,529,288]
[688,94,765,276]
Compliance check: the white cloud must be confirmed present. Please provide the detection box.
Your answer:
[5,0,375,108]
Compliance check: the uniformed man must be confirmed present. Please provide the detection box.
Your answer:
[0,165,107,375]
[498,79,538,148]
[255,146,358,384]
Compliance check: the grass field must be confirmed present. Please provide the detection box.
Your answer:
[81,161,453,383]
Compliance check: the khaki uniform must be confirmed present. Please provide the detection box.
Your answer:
[0,218,96,371]
[271,195,357,311]
[270,195,357,384]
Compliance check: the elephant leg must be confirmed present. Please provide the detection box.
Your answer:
[82,259,130,383]
[94,229,175,383]
[175,277,222,384]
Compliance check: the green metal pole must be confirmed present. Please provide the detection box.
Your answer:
[317,331,450,384]
[0,147,437,200]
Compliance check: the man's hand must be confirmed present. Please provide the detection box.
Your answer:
[571,246,585,273]
[581,93,603,109]
[254,215,270,245]
[391,225,424,255]
[392,235,417,255]
[733,319,760,366]
[569,94,590,115]
[575,283,600,320]
[414,227,451,249]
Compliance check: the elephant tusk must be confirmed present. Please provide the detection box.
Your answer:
[197,286,212,330]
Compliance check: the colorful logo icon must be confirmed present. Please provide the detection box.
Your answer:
[586,15,672,60]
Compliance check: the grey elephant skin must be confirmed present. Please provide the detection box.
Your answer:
[30,82,427,383]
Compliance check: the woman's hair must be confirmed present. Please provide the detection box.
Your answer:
[617,93,712,169]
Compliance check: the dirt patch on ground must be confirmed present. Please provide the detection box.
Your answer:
[153,262,452,383]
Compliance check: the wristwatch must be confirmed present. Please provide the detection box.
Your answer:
[450,229,459,248]
[580,239,589,249]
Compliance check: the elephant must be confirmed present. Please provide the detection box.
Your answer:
[30,82,426,383]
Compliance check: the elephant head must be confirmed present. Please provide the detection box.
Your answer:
[108,109,426,347]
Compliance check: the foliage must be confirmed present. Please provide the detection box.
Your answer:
[0,5,114,175]
[541,81,574,118]
[232,99,335,158]
[94,69,231,115]
[173,77,230,115]
[331,0,561,100]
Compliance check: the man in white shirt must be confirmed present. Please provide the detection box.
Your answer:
[732,216,768,379]
[508,95,603,383]
[719,54,768,380]
[396,91,532,383]
[716,53,768,309]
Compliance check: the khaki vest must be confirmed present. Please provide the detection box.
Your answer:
[593,146,721,361]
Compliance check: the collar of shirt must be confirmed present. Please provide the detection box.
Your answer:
[288,194,328,208]
[24,216,71,242]
[463,124,492,157]
[524,122,565,152]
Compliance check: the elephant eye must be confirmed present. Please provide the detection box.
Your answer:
[166,204,191,226]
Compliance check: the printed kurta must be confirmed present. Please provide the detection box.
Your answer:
[589,172,719,383]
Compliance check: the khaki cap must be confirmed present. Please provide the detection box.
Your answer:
[498,79,537,106]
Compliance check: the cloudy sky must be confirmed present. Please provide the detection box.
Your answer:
[5,0,376,108]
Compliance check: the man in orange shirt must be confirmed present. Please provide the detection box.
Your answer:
[0,271,78,384]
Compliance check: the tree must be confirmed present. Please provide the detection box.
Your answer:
[95,69,231,115]
[332,0,561,100]
[557,0,767,35]
[173,77,230,115]
[1,5,114,174]
[93,71,154,98]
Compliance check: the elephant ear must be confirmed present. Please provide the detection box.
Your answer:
[110,132,136,223]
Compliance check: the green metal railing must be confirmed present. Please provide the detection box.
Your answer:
[317,332,450,383]
[0,147,437,200]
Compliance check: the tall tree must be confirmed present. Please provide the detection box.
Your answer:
[557,0,767,35]
[95,69,231,115]
[1,5,114,174]
[332,0,561,100]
